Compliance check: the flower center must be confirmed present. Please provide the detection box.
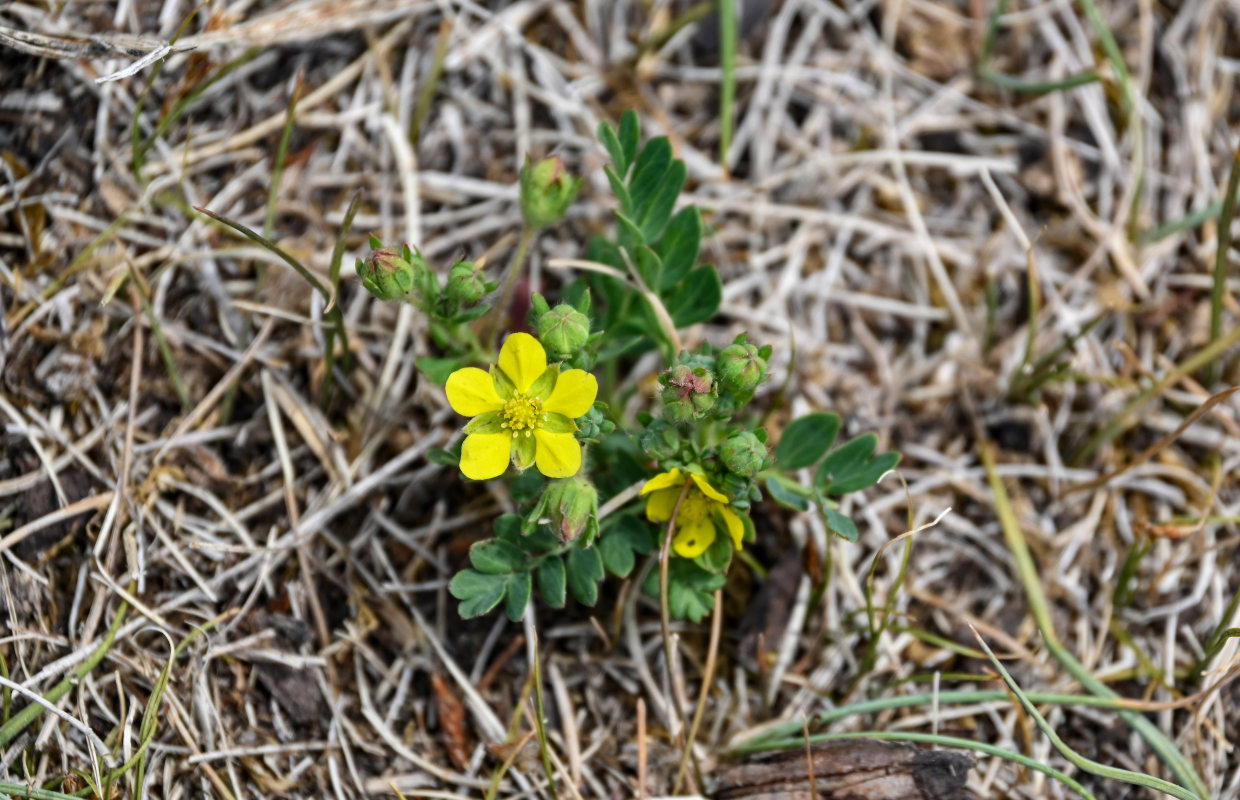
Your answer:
[501,393,545,436]
[678,490,712,523]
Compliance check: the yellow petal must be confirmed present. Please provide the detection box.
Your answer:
[460,432,512,480]
[672,518,716,558]
[533,429,582,478]
[543,369,598,417]
[497,332,547,394]
[718,506,745,550]
[644,487,682,522]
[641,468,684,496]
[688,472,729,503]
[445,368,503,417]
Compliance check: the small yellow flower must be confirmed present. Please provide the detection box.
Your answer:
[640,468,744,558]
[446,332,598,481]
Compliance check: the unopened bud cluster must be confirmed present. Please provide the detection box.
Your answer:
[656,334,770,426]
[357,236,497,320]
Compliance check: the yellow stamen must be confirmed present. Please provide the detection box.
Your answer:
[501,393,544,433]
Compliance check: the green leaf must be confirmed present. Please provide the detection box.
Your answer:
[451,302,492,323]
[618,110,640,173]
[655,206,701,289]
[604,165,633,217]
[638,159,686,242]
[636,246,663,288]
[494,513,523,540]
[415,355,467,385]
[505,571,532,621]
[469,539,526,574]
[765,475,809,511]
[538,556,567,608]
[615,211,646,252]
[821,504,859,542]
[629,137,672,215]
[598,516,654,578]
[643,559,726,623]
[428,448,459,467]
[815,435,901,494]
[824,450,900,495]
[775,412,842,470]
[450,569,507,618]
[566,544,604,606]
[666,266,722,327]
[598,120,626,175]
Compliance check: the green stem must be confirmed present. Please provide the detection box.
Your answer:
[487,227,536,349]
[718,0,737,173]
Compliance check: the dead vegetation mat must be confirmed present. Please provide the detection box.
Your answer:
[2,0,1240,798]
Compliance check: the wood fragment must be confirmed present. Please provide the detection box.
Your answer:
[715,740,977,800]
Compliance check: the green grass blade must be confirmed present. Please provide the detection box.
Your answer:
[264,72,304,239]
[0,595,130,747]
[982,442,1210,799]
[975,634,1201,800]
[193,205,351,405]
[128,266,193,411]
[135,48,262,170]
[1207,145,1240,386]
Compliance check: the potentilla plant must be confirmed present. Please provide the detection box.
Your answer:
[358,111,899,623]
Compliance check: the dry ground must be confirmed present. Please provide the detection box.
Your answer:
[2,0,1240,798]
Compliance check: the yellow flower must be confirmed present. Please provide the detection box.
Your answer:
[446,332,598,481]
[640,468,744,558]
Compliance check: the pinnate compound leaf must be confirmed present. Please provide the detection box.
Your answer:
[450,569,507,618]
[566,544,604,606]
[776,412,842,470]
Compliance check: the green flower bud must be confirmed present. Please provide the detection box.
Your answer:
[720,431,769,478]
[717,343,767,394]
[538,304,590,357]
[445,260,487,305]
[539,476,599,544]
[520,156,583,229]
[575,405,615,443]
[660,364,716,423]
[357,247,415,300]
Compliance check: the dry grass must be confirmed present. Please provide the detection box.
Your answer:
[2,0,1239,798]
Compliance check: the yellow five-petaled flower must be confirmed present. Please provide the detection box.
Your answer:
[446,333,598,481]
[640,468,745,558]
